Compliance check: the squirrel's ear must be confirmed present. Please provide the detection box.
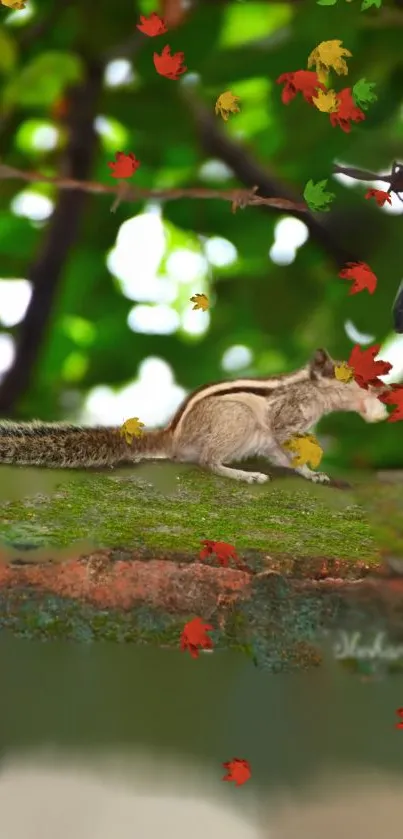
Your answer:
[309,348,335,379]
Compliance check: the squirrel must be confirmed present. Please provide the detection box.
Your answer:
[0,348,388,485]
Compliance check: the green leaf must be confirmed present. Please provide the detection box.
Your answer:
[361,0,381,9]
[352,78,378,110]
[2,51,83,108]
[0,26,18,74]
[317,0,338,6]
[303,179,336,212]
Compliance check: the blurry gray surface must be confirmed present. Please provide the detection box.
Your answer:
[0,639,403,837]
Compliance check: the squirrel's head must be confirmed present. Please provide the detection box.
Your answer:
[308,348,389,423]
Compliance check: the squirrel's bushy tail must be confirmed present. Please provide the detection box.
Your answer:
[0,422,172,468]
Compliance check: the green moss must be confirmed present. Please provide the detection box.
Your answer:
[0,461,389,560]
[0,592,244,649]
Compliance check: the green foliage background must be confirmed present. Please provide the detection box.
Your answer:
[0,0,402,470]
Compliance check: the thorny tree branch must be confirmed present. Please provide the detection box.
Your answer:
[187,94,360,270]
[188,99,403,331]
[0,164,307,214]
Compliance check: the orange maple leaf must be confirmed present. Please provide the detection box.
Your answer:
[180,617,213,659]
[329,88,365,133]
[107,151,140,179]
[222,758,251,786]
[276,70,326,105]
[348,344,393,389]
[338,261,377,295]
[378,385,403,422]
[365,188,392,208]
[153,44,187,80]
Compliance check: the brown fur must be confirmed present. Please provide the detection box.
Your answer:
[0,422,171,468]
[0,348,389,483]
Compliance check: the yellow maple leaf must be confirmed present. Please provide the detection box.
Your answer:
[312,89,339,113]
[215,91,241,122]
[190,293,209,311]
[334,361,354,383]
[307,40,352,84]
[119,417,145,445]
[282,433,323,469]
[1,0,26,7]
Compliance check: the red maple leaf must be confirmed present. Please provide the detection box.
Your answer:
[365,188,392,208]
[329,88,365,133]
[378,385,403,422]
[107,151,140,179]
[153,45,187,80]
[180,617,213,659]
[199,540,241,567]
[338,261,377,295]
[348,344,393,389]
[276,70,326,105]
[222,758,251,786]
[396,708,403,729]
[136,12,168,36]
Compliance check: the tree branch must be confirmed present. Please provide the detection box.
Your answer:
[332,162,403,190]
[186,96,361,270]
[333,162,403,332]
[0,61,103,415]
[0,164,307,213]
[332,163,391,183]
[393,280,403,333]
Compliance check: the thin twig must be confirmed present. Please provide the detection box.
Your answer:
[333,161,403,201]
[332,163,393,184]
[0,163,308,212]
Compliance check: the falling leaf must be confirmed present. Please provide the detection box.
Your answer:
[395,708,403,729]
[352,79,377,110]
[136,12,168,36]
[329,87,365,132]
[365,188,392,207]
[51,96,70,121]
[312,89,339,113]
[180,617,214,659]
[334,362,354,383]
[222,758,251,786]
[378,385,403,422]
[361,0,382,8]
[190,293,209,311]
[307,40,352,84]
[338,261,377,295]
[0,0,26,7]
[215,90,241,121]
[276,70,326,105]
[107,151,140,179]
[119,417,145,445]
[303,179,335,212]
[153,44,187,80]
[348,344,393,389]
[199,540,240,567]
[282,434,323,469]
